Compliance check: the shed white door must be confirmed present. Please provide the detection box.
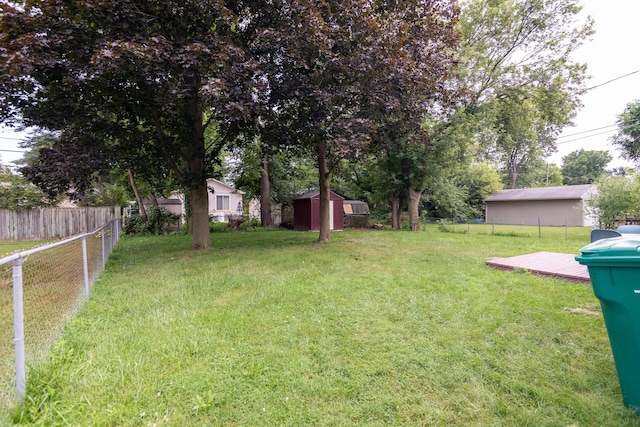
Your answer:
[330,201,334,230]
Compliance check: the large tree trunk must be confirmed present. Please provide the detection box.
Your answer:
[391,195,401,230]
[407,184,422,231]
[260,154,274,228]
[186,122,211,250]
[183,190,192,234]
[190,185,211,250]
[509,170,518,189]
[127,169,147,221]
[316,141,331,243]
[507,151,519,189]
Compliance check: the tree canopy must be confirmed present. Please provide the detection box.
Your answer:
[587,174,640,229]
[459,0,593,188]
[561,149,612,186]
[0,167,58,209]
[0,0,598,236]
[247,0,462,239]
[612,100,640,164]
[0,0,261,249]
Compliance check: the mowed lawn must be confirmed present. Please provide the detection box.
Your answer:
[9,227,640,426]
[0,240,54,259]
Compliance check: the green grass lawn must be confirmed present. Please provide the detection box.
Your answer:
[9,226,640,426]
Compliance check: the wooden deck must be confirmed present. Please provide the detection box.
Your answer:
[486,252,590,283]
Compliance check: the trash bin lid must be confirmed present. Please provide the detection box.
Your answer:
[576,235,640,266]
[617,225,640,234]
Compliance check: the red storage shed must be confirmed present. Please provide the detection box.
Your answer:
[294,191,344,231]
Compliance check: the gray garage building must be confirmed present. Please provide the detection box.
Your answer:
[485,184,597,227]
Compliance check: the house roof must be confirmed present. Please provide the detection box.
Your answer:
[485,184,595,202]
[206,178,245,194]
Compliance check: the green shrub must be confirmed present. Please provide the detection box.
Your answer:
[437,219,453,233]
[238,218,262,231]
[344,215,369,228]
[124,207,180,235]
[123,214,148,235]
[209,222,228,233]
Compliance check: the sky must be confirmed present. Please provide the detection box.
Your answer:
[547,0,640,169]
[1,0,639,170]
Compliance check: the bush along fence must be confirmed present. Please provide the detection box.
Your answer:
[0,219,120,417]
[0,207,121,242]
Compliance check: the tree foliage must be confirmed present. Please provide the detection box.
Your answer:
[231,142,317,204]
[17,132,117,201]
[0,0,261,249]
[0,168,58,209]
[247,0,462,238]
[587,174,640,229]
[611,100,640,164]
[459,0,593,188]
[561,149,612,185]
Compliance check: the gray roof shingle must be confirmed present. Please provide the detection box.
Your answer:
[485,184,595,202]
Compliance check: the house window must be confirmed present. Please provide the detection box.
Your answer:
[216,195,230,211]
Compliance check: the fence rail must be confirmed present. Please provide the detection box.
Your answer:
[0,207,121,242]
[0,219,120,417]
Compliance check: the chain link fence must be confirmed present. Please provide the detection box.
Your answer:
[0,219,120,416]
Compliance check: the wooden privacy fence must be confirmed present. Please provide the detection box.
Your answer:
[0,207,121,241]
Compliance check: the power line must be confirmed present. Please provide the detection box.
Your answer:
[582,69,640,93]
[557,124,617,139]
[556,129,616,145]
[0,149,25,153]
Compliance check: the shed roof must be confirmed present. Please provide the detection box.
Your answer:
[344,200,370,215]
[485,184,595,202]
[295,190,344,200]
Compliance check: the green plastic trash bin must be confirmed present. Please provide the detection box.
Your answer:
[576,235,640,414]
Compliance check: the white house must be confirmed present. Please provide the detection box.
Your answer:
[169,178,245,222]
[206,178,245,221]
[485,184,597,227]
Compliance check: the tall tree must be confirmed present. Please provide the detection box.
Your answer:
[459,0,593,188]
[230,140,318,227]
[561,149,612,185]
[611,100,640,163]
[0,0,260,249]
[250,0,461,240]
[361,0,464,231]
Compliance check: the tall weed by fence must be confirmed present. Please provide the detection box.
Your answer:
[0,219,120,417]
[0,207,120,242]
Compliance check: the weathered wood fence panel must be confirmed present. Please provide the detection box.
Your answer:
[0,207,121,241]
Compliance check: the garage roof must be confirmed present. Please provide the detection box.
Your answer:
[485,184,595,202]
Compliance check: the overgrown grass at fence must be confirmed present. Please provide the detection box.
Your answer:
[8,226,640,425]
[434,220,588,238]
[0,221,118,419]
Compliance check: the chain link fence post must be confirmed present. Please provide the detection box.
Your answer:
[82,236,90,299]
[101,226,106,270]
[12,256,25,402]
